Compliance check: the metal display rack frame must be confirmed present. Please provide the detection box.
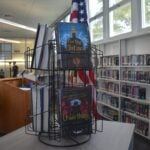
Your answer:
[24,40,103,147]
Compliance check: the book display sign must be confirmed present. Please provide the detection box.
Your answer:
[55,22,92,69]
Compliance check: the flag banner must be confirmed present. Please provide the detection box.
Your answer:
[69,0,101,119]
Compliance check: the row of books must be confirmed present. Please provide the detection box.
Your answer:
[98,55,119,67]
[100,81,119,94]
[31,85,50,132]
[121,54,150,66]
[97,92,119,108]
[98,69,119,80]
[122,70,150,83]
[98,54,150,67]
[102,106,118,121]
[121,98,149,118]
[121,85,146,100]
[122,114,149,136]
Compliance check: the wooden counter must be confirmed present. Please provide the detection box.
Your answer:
[0,78,32,134]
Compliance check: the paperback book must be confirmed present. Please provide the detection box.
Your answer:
[31,85,50,132]
[55,22,92,69]
[31,24,46,69]
[40,27,53,70]
[59,86,92,134]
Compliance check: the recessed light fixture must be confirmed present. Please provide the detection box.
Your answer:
[0,18,37,32]
[0,38,21,43]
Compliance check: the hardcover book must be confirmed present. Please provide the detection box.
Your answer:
[131,55,139,66]
[139,87,146,100]
[59,86,92,134]
[55,22,92,69]
[146,54,150,65]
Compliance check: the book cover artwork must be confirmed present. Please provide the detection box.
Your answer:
[60,86,92,125]
[56,22,91,69]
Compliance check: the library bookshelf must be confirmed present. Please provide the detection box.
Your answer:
[24,22,103,147]
[97,34,150,140]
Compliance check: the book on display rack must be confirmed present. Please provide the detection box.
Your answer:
[31,85,50,132]
[31,24,53,70]
[58,85,92,134]
[55,22,92,69]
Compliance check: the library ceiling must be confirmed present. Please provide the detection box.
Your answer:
[0,0,71,38]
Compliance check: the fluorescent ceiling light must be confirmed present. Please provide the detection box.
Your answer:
[0,38,21,43]
[0,18,37,32]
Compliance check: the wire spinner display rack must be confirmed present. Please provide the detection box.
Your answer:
[25,40,103,147]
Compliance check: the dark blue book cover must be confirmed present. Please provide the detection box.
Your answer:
[55,22,92,69]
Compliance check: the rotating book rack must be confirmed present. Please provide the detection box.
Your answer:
[24,30,103,147]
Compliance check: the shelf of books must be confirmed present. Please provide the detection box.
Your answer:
[96,41,121,122]
[25,22,103,147]
[97,35,150,140]
[97,104,119,121]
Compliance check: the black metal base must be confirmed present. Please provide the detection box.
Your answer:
[38,132,91,147]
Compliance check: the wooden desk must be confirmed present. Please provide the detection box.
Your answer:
[0,121,135,150]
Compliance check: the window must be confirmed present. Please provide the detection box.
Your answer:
[109,0,122,7]
[90,17,103,42]
[141,0,150,28]
[89,0,103,42]
[0,43,12,60]
[89,0,103,18]
[109,2,131,37]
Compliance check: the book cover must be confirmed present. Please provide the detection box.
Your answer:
[31,24,46,69]
[31,85,50,132]
[40,27,53,70]
[55,22,92,69]
[42,86,51,132]
[59,86,92,134]
[31,85,44,132]
[31,24,40,69]
[139,87,146,100]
